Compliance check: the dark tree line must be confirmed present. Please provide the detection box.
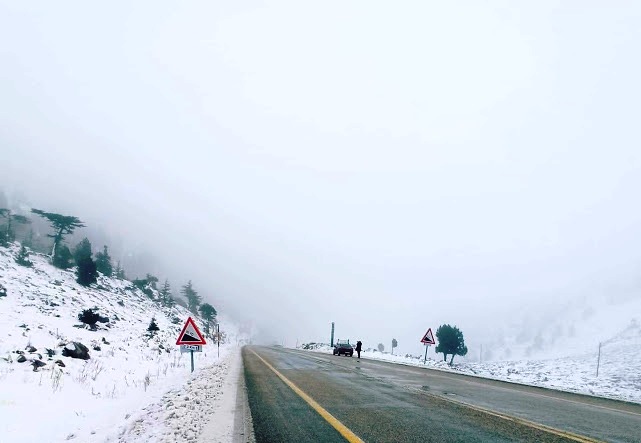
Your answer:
[2,204,219,323]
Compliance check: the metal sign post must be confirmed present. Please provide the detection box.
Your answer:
[176,317,207,373]
[596,342,602,377]
[420,328,436,364]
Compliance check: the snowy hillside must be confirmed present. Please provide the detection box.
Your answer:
[0,243,248,443]
[465,318,641,403]
[303,317,641,404]
[481,294,641,362]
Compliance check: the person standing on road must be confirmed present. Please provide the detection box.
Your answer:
[356,340,362,359]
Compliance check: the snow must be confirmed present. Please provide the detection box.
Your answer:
[303,320,641,405]
[116,348,237,443]
[198,348,253,443]
[476,294,641,362]
[2,238,640,443]
[0,244,249,443]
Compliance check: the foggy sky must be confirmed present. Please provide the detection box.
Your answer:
[2,2,640,355]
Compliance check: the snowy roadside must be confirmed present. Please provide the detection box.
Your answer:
[302,340,641,405]
[113,348,241,443]
[0,245,250,443]
[199,348,254,443]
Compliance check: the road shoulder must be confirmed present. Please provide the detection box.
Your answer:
[199,347,255,443]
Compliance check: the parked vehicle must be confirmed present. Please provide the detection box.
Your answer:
[333,339,354,357]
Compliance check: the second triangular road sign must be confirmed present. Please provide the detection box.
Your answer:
[421,328,436,345]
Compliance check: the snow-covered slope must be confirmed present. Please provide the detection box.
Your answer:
[0,244,247,443]
[466,318,641,403]
[483,294,641,362]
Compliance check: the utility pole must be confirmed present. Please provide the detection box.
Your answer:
[596,342,602,377]
[480,344,482,363]
[330,322,335,347]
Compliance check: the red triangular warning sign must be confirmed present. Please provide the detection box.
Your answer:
[176,317,207,345]
[421,328,435,345]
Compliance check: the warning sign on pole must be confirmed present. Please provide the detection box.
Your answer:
[176,317,207,345]
[420,328,436,345]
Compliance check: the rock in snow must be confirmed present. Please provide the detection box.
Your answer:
[61,342,90,360]
[31,360,46,371]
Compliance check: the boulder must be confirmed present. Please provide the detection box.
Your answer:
[31,360,46,372]
[61,342,90,360]
[17,355,27,363]
[55,359,66,368]
[0,283,6,298]
[25,345,37,353]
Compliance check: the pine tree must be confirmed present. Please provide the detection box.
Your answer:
[31,209,85,263]
[76,256,98,286]
[114,261,126,279]
[14,245,33,267]
[435,324,468,365]
[159,279,174,307]
[198,303,217,335]
[147,317,160,335]
[95,245,113,277]
[73,238,93,264]
[52,244,73,269]
[181,280,201,314]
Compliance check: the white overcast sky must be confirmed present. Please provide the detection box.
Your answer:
[2,1,640,353]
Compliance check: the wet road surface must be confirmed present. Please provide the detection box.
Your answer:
[242,346,641,443]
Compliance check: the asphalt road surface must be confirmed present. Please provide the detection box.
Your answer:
[242,346,641,443]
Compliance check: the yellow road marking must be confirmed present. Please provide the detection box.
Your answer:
[282,348,608,442]
[293,349,641,418]
[419,367,641,419]
[249,349,365,443]
[417,390,605,443]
